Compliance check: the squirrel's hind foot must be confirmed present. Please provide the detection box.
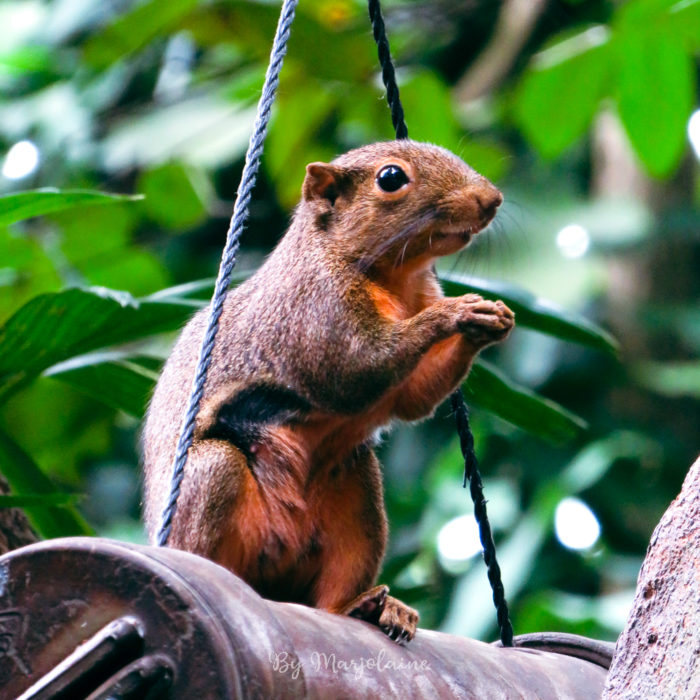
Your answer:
[340,584,419,644]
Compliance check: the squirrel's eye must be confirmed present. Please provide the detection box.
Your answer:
[376,165,409,193]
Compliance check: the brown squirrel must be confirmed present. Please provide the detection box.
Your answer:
[142,140,514,643]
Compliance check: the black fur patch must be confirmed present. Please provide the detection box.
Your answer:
[205,384,311,458]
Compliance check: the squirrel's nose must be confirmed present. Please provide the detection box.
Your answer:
[474,184,503,221]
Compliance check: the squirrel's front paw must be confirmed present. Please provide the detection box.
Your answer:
[457,297,514,347]
[341,585,419,644]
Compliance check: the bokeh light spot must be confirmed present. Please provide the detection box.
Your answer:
[556,224,590,259]
[555,497,601,551]
[2,140,40,179]
[688,109,700,160]
[437,514,482,562]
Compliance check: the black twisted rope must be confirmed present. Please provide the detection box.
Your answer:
[368,0,408,139]
[368,0,514,647]
[156,0,299,546]
[451,390,514,646]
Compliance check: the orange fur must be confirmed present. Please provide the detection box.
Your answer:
[366,281,409,321]
[214,427,310,577]
[393,335,471,420]
[310,460,383,611]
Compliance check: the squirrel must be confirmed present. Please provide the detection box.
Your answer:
[142,140,514,643]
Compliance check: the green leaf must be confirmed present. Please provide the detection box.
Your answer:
[147,278,218,302]
[83,0,200,69]
[0,492,82,508]
[633,360,700,398]
[514,26,611,159]
[101,94,257,171]
[0,226,62,310]
[667,0,700,48]
[266,77,337,208]
[54,200,133,261]
[0,426,92,538]
[78,249,170,298]
[439,271,618,354]
[138,162,210,231]
[145,273,250,301]
[559,430,658,493]
[0,287,197,400]
[0,189,143,227]
[193,1,374,82]
[401,71,462,150]
[465,361,587,444]
[45,353,160,418]
[614,31,694,177]
[0,274,252,400]
[616,0,689,29]
[219,65,266,105]
[0,46,53,76]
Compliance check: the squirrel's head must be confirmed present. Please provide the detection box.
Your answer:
[300,140,502,271]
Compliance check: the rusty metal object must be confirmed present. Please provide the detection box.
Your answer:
[0,538,610,698]
[16,616,149,700]
[494,632,615,670]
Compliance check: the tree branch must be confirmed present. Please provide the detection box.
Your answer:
[604,456,700,697]
[454,0,548,103]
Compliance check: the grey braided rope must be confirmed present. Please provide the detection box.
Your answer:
[156,0,299,546]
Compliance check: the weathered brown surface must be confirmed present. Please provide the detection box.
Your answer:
[0,537,610,699]
[603,456,700,699]
[0,475,38,556]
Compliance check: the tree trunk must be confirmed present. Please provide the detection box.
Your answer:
[603,456,700,698]
[0,474,38,555]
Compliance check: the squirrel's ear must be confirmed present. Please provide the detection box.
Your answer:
[303,163,342,204]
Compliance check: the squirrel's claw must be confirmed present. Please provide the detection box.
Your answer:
[340,585,419,644]
[378,595,419,644]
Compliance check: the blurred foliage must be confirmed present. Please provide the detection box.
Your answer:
[0,0,698,645]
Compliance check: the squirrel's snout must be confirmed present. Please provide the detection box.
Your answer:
[474,184,503,222]
[437,180,503,237]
